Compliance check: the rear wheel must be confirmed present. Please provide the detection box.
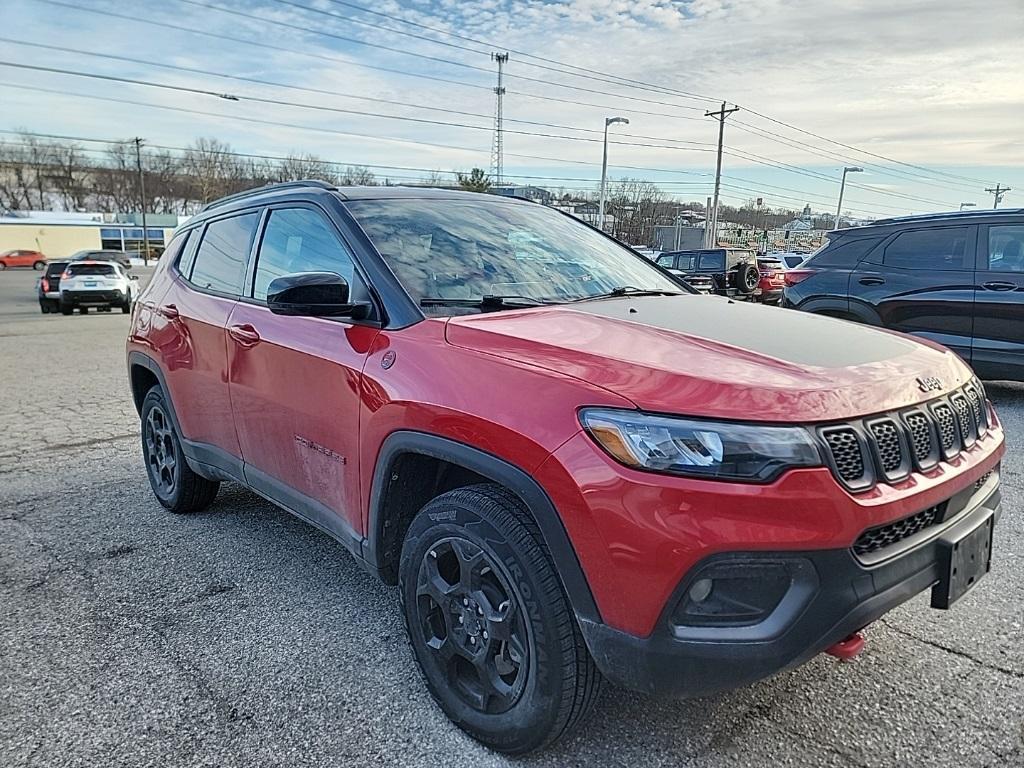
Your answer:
[121,302,131,314]
[399,484,602,754]
[0,262,7,271]
[33,261,45,270]
[140,386,219,513]
[60,303,73,316]
[39,302,50,314]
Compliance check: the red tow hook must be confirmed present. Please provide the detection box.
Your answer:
[825,632,865,660]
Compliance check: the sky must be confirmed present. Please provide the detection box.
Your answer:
[4,0,1024,219]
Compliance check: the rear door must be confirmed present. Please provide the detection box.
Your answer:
[851,225,975,359]
[156,210,259,466]
[972,222,1024,379]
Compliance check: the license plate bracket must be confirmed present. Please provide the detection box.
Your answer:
[931,514,993,609]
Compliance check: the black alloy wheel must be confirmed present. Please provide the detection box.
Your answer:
[415,536,530,714]
[144,401,178,498]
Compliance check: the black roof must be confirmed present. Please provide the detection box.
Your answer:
[865,208,1024,227]
[197,179,533,215]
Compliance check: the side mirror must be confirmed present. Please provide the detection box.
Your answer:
[266,272,371,319]
[130,275,140,281]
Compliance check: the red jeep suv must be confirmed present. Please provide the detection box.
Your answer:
[127,182,1004,753]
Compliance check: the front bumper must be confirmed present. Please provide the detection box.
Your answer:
[579,477,1001,697]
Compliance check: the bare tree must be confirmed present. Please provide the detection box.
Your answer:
[339,165,376,186]
[423,170,447,187]
[274,153,341,184]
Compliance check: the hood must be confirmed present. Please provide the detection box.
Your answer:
[444,295,973,422]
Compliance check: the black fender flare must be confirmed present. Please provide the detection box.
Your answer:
[365,431,601,624]
[128,351,183,432]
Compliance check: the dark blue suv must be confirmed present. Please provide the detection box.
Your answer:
[783,209,1024,381]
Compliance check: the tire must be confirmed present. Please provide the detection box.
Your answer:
[33,261,45,270]
[734,262,759,294]
[121,302,131,314]
[60,303,73,316]
[0,262,6,271]
[39,302,50,314]
[140,386,220,513]
[80,306,89,314]
[399,484,602,754]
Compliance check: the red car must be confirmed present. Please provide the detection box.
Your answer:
[127,183,1004,753]
[757,255,786,304]
[0,249,47,270]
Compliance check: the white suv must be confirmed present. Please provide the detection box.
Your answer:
[59,261,137,315]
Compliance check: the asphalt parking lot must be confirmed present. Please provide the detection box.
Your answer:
[1,266,1022,768]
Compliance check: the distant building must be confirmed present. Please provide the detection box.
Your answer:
[490,185,553,204]
[0,210,182,258]
[782,204,816,232]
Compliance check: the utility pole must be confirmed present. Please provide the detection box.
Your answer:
[703,196,712,247]
[705,102,739,248]
[489,52,508,187]
[834,166,863,230]
[133,137,150,265]
[985,184,1011,209]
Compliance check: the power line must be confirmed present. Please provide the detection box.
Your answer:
[986,184,1011,209]
[0,64,716,154]
[311,0,993,187]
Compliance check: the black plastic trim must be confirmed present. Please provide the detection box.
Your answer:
[365,430,601,623]
[864,415,913,482]
[898,408,941,472]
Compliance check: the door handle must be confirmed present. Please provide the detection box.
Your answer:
[158,303,179,319]
[228,323,261,347]
[858,276,885,286]
[982,281,1017,291]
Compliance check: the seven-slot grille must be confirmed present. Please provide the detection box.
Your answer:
[818,380,990,493]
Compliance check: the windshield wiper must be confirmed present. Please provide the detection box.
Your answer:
[569,286,685,302]
[420,295,560,311]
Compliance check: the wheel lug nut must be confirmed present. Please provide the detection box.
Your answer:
[458,616,463,624]
[483,631,488,640]
[477,607,483,616]
[470,637,476,645]
[463,598,469,606]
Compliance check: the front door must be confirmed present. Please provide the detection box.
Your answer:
[227,205,379,537]
[972,223,1024,380]
[851,225,976,360]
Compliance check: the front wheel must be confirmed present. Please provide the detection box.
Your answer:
[140,386,220,513]
[399,484,602,754]
[33,261,46,270]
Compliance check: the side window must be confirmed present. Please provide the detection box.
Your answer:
[698,251,725,270]
[656,254,675,268]
[162,230,192,272]
[882,227,968,271]
[252,208,356,300]
[986,225,1024,272]
[189,213,259,294]
[813,237,880,267]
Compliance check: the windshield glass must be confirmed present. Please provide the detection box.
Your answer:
[345,198,681,313]
[66,264,115,277]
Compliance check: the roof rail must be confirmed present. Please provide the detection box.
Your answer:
[198,180,336,213]
[871,208,1024,226]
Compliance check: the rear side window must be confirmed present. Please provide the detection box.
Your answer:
[656,254,675,267]
[66,264,115,277]
[698,251,725,270]
[810,237,879,267]
[162,230,192,270]
[189,213,259,295]
[252,208,356,300]
[882,227,968,271]
[986,225,1024,272]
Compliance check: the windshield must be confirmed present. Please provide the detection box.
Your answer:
[66,264,115,277]
[345,198,682,314]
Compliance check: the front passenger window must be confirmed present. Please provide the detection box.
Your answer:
[253,208,356,300]
[987,226,1024,272]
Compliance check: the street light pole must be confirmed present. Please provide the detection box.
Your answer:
[133,137,150,265]
[959,202,976,211]
[834,166,863,230]
[598,116,629,232]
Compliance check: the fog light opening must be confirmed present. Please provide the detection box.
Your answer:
[689,578,713,603]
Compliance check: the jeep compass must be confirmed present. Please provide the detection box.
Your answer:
[127,182,1003,753]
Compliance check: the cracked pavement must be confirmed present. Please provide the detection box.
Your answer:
[1,268,1022,767]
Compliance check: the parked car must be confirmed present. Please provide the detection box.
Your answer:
[783,208,1024,380]
[37,260,69,313]
[0,249,47,270]
[60,261,137,314]
[773,251,809,269]
[656,248,762,299]
[68,249,133,270]
[756,255,786,304]
[128,182,1004,753]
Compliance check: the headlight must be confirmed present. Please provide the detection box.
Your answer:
[579,408,822,482]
